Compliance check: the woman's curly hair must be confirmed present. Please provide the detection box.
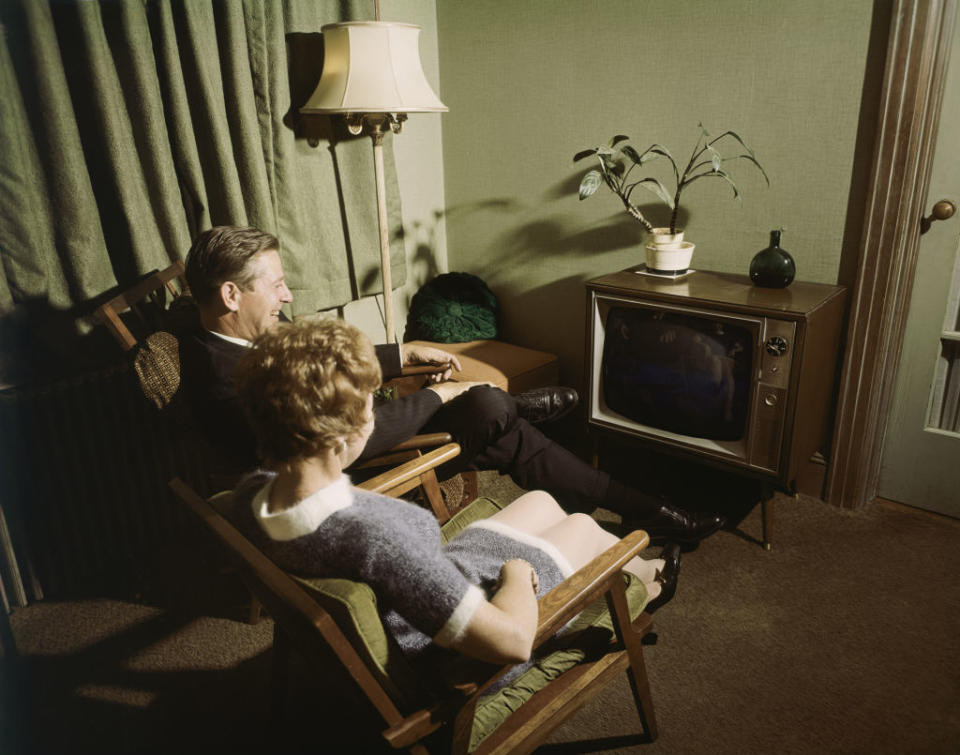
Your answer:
[235,319,382,466]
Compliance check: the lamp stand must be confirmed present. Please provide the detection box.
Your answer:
[346,113,407,344]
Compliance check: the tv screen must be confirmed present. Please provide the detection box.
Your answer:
[601,306,754,440]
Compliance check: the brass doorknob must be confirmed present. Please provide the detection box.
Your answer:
[920,199,956,234]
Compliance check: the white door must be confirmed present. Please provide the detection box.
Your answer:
[878,13,960,517]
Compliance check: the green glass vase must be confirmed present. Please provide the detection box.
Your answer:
[750,230,795,288]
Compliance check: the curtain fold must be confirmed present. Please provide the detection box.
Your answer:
[0,0,406,383]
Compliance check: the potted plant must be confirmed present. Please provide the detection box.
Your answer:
[574,124,769,272]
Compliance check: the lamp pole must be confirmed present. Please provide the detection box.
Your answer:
[346,113,407,343]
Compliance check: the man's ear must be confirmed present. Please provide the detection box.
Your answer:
[220,281,242,312]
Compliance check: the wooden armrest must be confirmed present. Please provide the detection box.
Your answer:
[534,529,650,644]
[400,362,452,376]
[352,433,455,471]
[357,443,460,494]
[388,432,453,452]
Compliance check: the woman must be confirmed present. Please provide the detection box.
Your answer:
[230,319,679,674]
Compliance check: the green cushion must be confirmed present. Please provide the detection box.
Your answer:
[441,495,508,542]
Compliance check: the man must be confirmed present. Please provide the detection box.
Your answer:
[180,226,724,542]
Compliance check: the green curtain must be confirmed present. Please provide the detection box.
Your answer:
[0,0,405,382]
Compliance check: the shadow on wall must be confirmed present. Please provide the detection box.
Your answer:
[495,274,595,388]
[397,213,443,312]
[396,200,523,312]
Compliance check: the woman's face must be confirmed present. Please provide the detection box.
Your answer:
[339,393,375,469]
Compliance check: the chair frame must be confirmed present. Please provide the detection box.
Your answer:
[95,261,188,351]
[170,450,659,754]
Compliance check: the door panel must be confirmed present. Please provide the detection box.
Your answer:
[879,12,960,516]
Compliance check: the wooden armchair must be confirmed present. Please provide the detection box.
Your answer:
[169,459,659,753]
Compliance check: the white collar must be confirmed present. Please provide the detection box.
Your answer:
[208,329,253,348]
[253,474,354,542]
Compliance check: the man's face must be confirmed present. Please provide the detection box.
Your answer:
[231,250,292,340]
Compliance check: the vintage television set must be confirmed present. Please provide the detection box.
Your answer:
[585,268,847,495]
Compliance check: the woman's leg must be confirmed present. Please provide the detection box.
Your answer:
[488,490,568,535]
[535,514,662,595]
[491,494,663,595]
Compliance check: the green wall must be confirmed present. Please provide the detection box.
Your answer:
[436,0,882,386]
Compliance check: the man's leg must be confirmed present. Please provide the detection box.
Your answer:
[424,386,724,542]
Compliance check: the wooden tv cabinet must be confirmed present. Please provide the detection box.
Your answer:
[585,267,848,549]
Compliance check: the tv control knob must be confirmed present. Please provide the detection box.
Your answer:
[765,336,788,356]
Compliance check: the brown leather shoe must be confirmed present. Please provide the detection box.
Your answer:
[514,386,579,424]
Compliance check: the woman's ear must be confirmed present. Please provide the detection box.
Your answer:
[334,438,348,456]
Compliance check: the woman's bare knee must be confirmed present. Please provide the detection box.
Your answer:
[490,490,566,533]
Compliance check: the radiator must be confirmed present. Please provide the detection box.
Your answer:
[0,362,205,607]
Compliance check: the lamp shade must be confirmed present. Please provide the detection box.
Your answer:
[301,21,447,114]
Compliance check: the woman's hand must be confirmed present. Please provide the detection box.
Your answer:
[450,559,540,665]
[496,559,540,593]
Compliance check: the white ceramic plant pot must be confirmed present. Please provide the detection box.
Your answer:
[645,241,695,272]
[648,227,685,249]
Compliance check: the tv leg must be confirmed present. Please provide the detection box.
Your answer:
[760,483,773,550]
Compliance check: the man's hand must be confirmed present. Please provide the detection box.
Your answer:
[401,343,463,383]
[426,381,494,404]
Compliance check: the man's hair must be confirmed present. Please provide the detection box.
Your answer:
[184,226,279,308]
[235,319,382,466]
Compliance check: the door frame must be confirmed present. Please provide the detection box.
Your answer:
[827,0,958,508]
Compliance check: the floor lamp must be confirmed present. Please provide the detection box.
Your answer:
[300,20,447,343]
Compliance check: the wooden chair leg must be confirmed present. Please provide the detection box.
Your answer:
[421,469,452,523]
[608,582,658,741]
[461,471,478,505]
[270,624,290,722]
[249,594,263,625]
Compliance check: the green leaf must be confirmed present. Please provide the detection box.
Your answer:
[711,130,752,155]
[573,148,598,162]
[627,177,675,209]
[706,145,722,172]
[734,152,771,185]
[640,144,675,164]
[622,145,643,164]
[685,170,742,201]
[610,134,630,147]
[579,170,603,200]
